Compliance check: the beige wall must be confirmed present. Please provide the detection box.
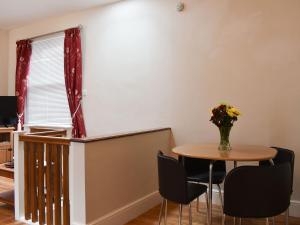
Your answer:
[6,0,300,204]
[0,29,8,95]
[84,129,171,223]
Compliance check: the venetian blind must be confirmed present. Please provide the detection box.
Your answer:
[25,34,72,126]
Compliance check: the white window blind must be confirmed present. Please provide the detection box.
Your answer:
[26,34,72,126]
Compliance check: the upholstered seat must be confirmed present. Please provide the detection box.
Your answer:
[187,171,226,184]
[157,151,208,225]
[222,163,291,225]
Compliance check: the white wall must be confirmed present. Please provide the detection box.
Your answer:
[0,29,8,95]
[6,0,300,209]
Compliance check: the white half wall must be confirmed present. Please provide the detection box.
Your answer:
[6,0,300,213]
[83,128,171,224]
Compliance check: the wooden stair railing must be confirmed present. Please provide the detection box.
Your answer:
[19,131,70,225]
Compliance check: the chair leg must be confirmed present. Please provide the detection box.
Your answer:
[217,184,224,211]
[205,191,209,225]
[178,204,183,225]
[233,217,236,225]
[158,199,165,225]
[272,217,275,225]
[285,208,289,225]
[222,214,226,225]
[164,200,168,225]
[239,218,242,225]
[189,203,192,225]
[266,218,269,225]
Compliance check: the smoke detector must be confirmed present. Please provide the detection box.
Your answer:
[177,2,185,12]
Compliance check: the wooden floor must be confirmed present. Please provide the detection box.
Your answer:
[0,177,24,225]
[1,177,300,225]
[126,202,300,225]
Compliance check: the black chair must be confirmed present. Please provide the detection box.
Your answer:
[259,147,295,225]
[222,163,292,225]
[179,156,226,210]
[260,147,295,194]
[157,151,208,225]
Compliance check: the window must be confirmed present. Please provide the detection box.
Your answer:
[25,34,72,126]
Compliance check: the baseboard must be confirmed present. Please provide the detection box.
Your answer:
[15,192,161,225]
[16,191,300,225]
[290,200,300,218]
[199,189,300,218]
[87,191,161,225]
[15,217,36,225]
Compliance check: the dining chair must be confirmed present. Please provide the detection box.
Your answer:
[157,151,208,225]
[179,156,226,211]
[222,163,292,225]
[260,147,295,193]
[259,147,295,225]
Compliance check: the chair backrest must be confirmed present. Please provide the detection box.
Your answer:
[224,163,291,218]
[179,156,226,175]
[157,151,188,204]
[260,147,295,193]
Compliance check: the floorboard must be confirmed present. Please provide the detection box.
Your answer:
[126,201,300,225]
[0,177,25,224]
[1,177,299,225]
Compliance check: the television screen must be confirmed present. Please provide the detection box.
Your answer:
[0,96,17,127]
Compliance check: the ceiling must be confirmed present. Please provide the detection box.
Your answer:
[0,0,121,30]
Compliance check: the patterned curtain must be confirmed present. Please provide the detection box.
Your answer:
[64,28,87,138]
[15,40,32,126]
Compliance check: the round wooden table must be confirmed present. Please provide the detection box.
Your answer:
[172,144,277,225]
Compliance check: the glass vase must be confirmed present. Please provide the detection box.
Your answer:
[218,126,232,151]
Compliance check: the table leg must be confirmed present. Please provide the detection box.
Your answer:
[269,157,276,225]
[209,161,214,225]
[232,159,238,225]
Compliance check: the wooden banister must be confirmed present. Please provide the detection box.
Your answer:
[19,135,70,146]
[71,127,171,143]
[20,131,70,225]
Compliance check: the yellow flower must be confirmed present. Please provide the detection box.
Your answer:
[226,106,241,117]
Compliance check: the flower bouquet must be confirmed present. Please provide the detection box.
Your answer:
[210,104,241,151]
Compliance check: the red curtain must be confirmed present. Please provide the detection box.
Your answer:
[15,40,32,126]
[64,28,87,138]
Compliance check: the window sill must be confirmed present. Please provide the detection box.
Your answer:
[24,124,72,129]
[24,124,73,137]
